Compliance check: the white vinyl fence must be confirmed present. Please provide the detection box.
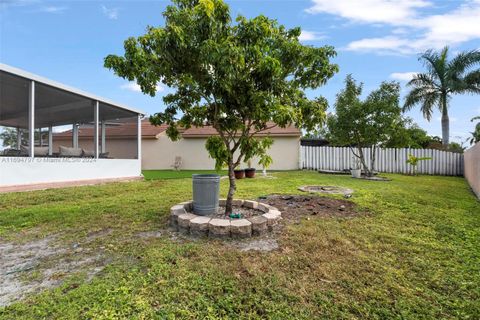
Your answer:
[301,146,464,176]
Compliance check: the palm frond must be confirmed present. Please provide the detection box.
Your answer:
[407,73,439,89]
[420,91,440,121]
[447,49,480,78]
[403,86,439,120]
[419,47,448,85]
[458,70,480,94]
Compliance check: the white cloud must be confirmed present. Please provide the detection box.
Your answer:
[347,36,413,54]
[120,82,164,93]
[390,72,418,82]
[1,0,38,9]
[101,5,119,20]
[417,1,480,50]
[306,0,431,25]
[40,6,66,13]
[307,0,480,55]
[299,30,326,41]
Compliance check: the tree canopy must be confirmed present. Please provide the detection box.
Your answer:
[104,0,338,213]
[326,75,402,176]
[384,118,431,148]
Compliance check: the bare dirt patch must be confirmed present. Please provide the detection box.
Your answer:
[234,238,279,252]
[0,234,108,307]
[360,176,391,181]
[259,195,362,222]
[298,185,354,195]
[136,230,163,239]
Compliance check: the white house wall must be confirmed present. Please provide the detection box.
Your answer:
[0,158,141,186]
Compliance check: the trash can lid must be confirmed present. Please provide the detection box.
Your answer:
[192,174,221,179]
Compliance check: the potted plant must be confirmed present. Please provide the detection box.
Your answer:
[234,166,245,179]
[244,160,256,178]
[406,153,432,176]
[350,157,362,178]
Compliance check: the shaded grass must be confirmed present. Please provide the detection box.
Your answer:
[0,171,479,319]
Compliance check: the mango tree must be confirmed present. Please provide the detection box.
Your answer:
[104,0,338,213]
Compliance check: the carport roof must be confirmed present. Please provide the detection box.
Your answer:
[0,63,144,128]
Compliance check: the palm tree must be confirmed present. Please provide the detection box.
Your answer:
[403,47,480,146]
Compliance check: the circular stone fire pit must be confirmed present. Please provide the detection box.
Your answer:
[298,185,354,195]
[170,199,282,239]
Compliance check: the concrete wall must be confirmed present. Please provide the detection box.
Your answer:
[142,133,300,170]
[464,143,480,198]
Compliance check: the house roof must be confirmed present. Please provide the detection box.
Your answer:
[181,122,301,137]
[54,119,301,139]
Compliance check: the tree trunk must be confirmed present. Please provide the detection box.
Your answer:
[368,146,376,177]
[356,147,369,177]
[441,93,449,147]
[225,161,236,215]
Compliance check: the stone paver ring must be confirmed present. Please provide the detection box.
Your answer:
[170,199,282,239]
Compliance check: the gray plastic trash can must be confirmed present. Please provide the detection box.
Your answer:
[192,174,220,215]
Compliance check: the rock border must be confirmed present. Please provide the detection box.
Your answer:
[170,199,281,239]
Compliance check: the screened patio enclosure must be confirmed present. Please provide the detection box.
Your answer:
[0,63,144,187]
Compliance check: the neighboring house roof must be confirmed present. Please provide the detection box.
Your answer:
[181,122,301,137]
[300,138,330,146]
[54,119,301,139]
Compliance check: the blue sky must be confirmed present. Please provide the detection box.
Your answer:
[1,0,479,144]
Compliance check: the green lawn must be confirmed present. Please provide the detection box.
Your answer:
[0,171,479,319]
[143,169,227,180]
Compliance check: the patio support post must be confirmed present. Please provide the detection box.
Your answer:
[72,124,79,148]
[94,101,99,159]
[28,80,35,158]
[16,127,21,149]
[101,120,106,154]
[137,114,141,161]
[48,126,53,155]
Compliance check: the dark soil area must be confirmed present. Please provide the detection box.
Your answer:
[259,195,362,221]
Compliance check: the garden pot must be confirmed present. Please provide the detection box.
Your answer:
[192,174,220,215]
[351,169,362,179]
[245,168,256,178]
[234,169,245,179]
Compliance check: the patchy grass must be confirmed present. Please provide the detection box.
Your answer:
[0,171,479,319]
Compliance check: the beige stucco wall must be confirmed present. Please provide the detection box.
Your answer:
[52,133,300,170]
[142,133,300,170]
[464,143,480,198]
